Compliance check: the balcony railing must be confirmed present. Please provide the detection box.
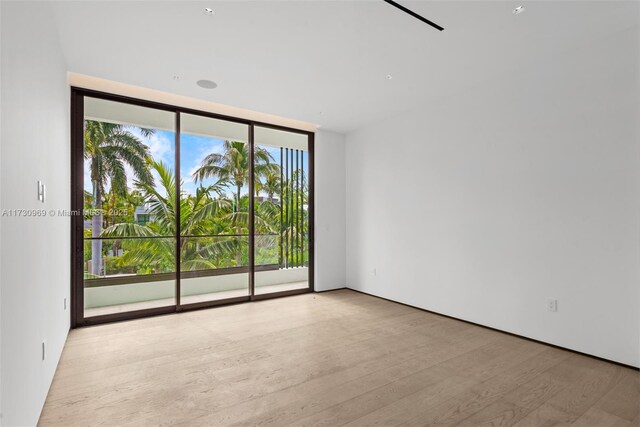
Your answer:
[84,232,307,288]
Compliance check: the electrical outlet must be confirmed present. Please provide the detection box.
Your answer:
[64,298,67,310]
[42,341,46,361]
[546,299,558,312]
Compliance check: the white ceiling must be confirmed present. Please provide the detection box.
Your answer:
[50,1,639,133]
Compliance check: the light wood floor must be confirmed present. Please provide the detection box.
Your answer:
[40,290,639,426]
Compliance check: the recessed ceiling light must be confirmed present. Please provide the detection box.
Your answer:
[513,6,525,15]
[385,74,393,80]
[196,79,218,89]
[203,8,214,16]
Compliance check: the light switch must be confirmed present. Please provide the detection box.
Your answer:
[37,181,46,203]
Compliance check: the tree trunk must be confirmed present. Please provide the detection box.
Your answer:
[236,185,242,266]
[91,182,103,276]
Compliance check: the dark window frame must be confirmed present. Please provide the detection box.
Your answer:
[71,87,315,327]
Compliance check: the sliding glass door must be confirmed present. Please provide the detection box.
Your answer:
[178,114,250,306]
[253,127,311,296]
[72,89,313,326]
[81,97,177,318]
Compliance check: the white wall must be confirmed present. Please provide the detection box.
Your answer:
[0,2,70,425]
[346,26,640,367]
[314,130,346,291]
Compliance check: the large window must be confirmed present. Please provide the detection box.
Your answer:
[71,89,314,325]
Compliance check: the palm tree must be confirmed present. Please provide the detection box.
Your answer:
[280,168,308,268]
[192,141,278,264]
[102,160,233,271]
[260,169,281,201]
[84,120,154,275]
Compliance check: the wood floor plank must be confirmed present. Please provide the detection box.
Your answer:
[397,348,571,427]
[253,339,506,427]
[571,407,632,427]
[343,340,549,427]
[38,290,639,427]
[294,338,536,427]
[176,325,497,426]
[43,316,456,424]
[593,368,640,421]
[455,369,569,427]
[512,356,632,427]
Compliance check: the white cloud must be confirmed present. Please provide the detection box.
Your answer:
[187,140,224,178]
[183,140,225,191]
[129,128,173,165]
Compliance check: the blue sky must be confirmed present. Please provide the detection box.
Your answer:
[84,128,290,199]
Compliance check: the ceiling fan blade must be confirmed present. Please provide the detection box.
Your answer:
[382,0,444,31]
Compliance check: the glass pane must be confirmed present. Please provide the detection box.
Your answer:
[83,237,176,317]
[180,236,249,304]
[179,113,250,303]
[83,97,177,317]
[253,127,310,295]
